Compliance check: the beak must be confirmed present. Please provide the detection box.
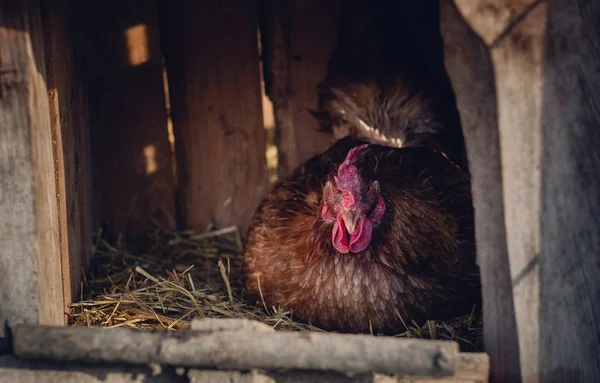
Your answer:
[341,211,360,235]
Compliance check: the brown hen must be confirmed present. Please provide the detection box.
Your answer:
[243,136,481,334]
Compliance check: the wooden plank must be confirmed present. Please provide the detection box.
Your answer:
[261,0,341,178]
[440,1,522,382]
[40,0,93,310]
[0,0,64,325]
[454,2,546,382]
[1,354,487,383]
[488,5,545,383]
[537,0,600,381]
[398,353,489,383]
[160,0,267,232]
[80,0,176,240]
[0,355,185,383]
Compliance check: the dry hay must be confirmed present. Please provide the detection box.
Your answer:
[68,226,483,352]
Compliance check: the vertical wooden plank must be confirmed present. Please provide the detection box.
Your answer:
[454,1,546,382]
[40,0,92,309]
[441,1,522,382]
[539,0,600,381]
[457,0,600,380]
[0,0,64,325]
[160,0,267,232]
[80,0,176,240]
[488,5,546,383]
[261,0,341,178]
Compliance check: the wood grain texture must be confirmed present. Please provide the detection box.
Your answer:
[0,355,183,383]
[538,0,600,381]
[80,0,175,240]
[1,353,487,383]
[40,0,93,310]
[13,323,459,377]
[489,5,546,383]
[454,0,541,46]
[441,1,522,382]
[160,0,267,232]
[0,0,64,325]
[261,0,340,178]
[398,353,489,383]
[455,1,546,381]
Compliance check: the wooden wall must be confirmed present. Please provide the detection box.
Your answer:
[77,0,342,236]
[159,0,267,233]
[0,0,92,327]
[261,0,341,178]
[79,0,176,240]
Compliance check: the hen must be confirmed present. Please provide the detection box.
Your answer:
[243,136,481,334]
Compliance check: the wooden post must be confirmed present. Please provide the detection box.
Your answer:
[0,0,64,326]
[440,2,522,382]
[454,0,600,381]
[160,0,268,232]
[79,0,176,240]
[261,0,340,178]
[40,0,93,312]
[454,1,545,382]
[538,0,600,381]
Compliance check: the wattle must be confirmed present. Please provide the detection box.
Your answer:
[332,215,372,254]
[349,217,372,253]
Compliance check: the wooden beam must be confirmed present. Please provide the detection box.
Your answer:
[440,1,522,382]
[261,0,340,178]
[0,0,64,325]
[538,0,600,381]
[160,0,267,232]
[80,0,176,240]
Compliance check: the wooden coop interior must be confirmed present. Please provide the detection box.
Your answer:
[2,0,600,382]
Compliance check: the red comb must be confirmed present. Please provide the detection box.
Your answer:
[335,144,368,208]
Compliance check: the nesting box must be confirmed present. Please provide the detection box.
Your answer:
[1,0,600,382]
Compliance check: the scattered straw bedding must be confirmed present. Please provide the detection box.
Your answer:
[68,226,483,352]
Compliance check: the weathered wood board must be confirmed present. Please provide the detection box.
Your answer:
[80,0,176,239]
[0,0,64,325]
[0,354,489,383]
[40,0,93,311]
[261,0,340,178]
[440,1,522,382]
[160,0,267,232]
[538,0,600,381]
[453,0,600,381]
